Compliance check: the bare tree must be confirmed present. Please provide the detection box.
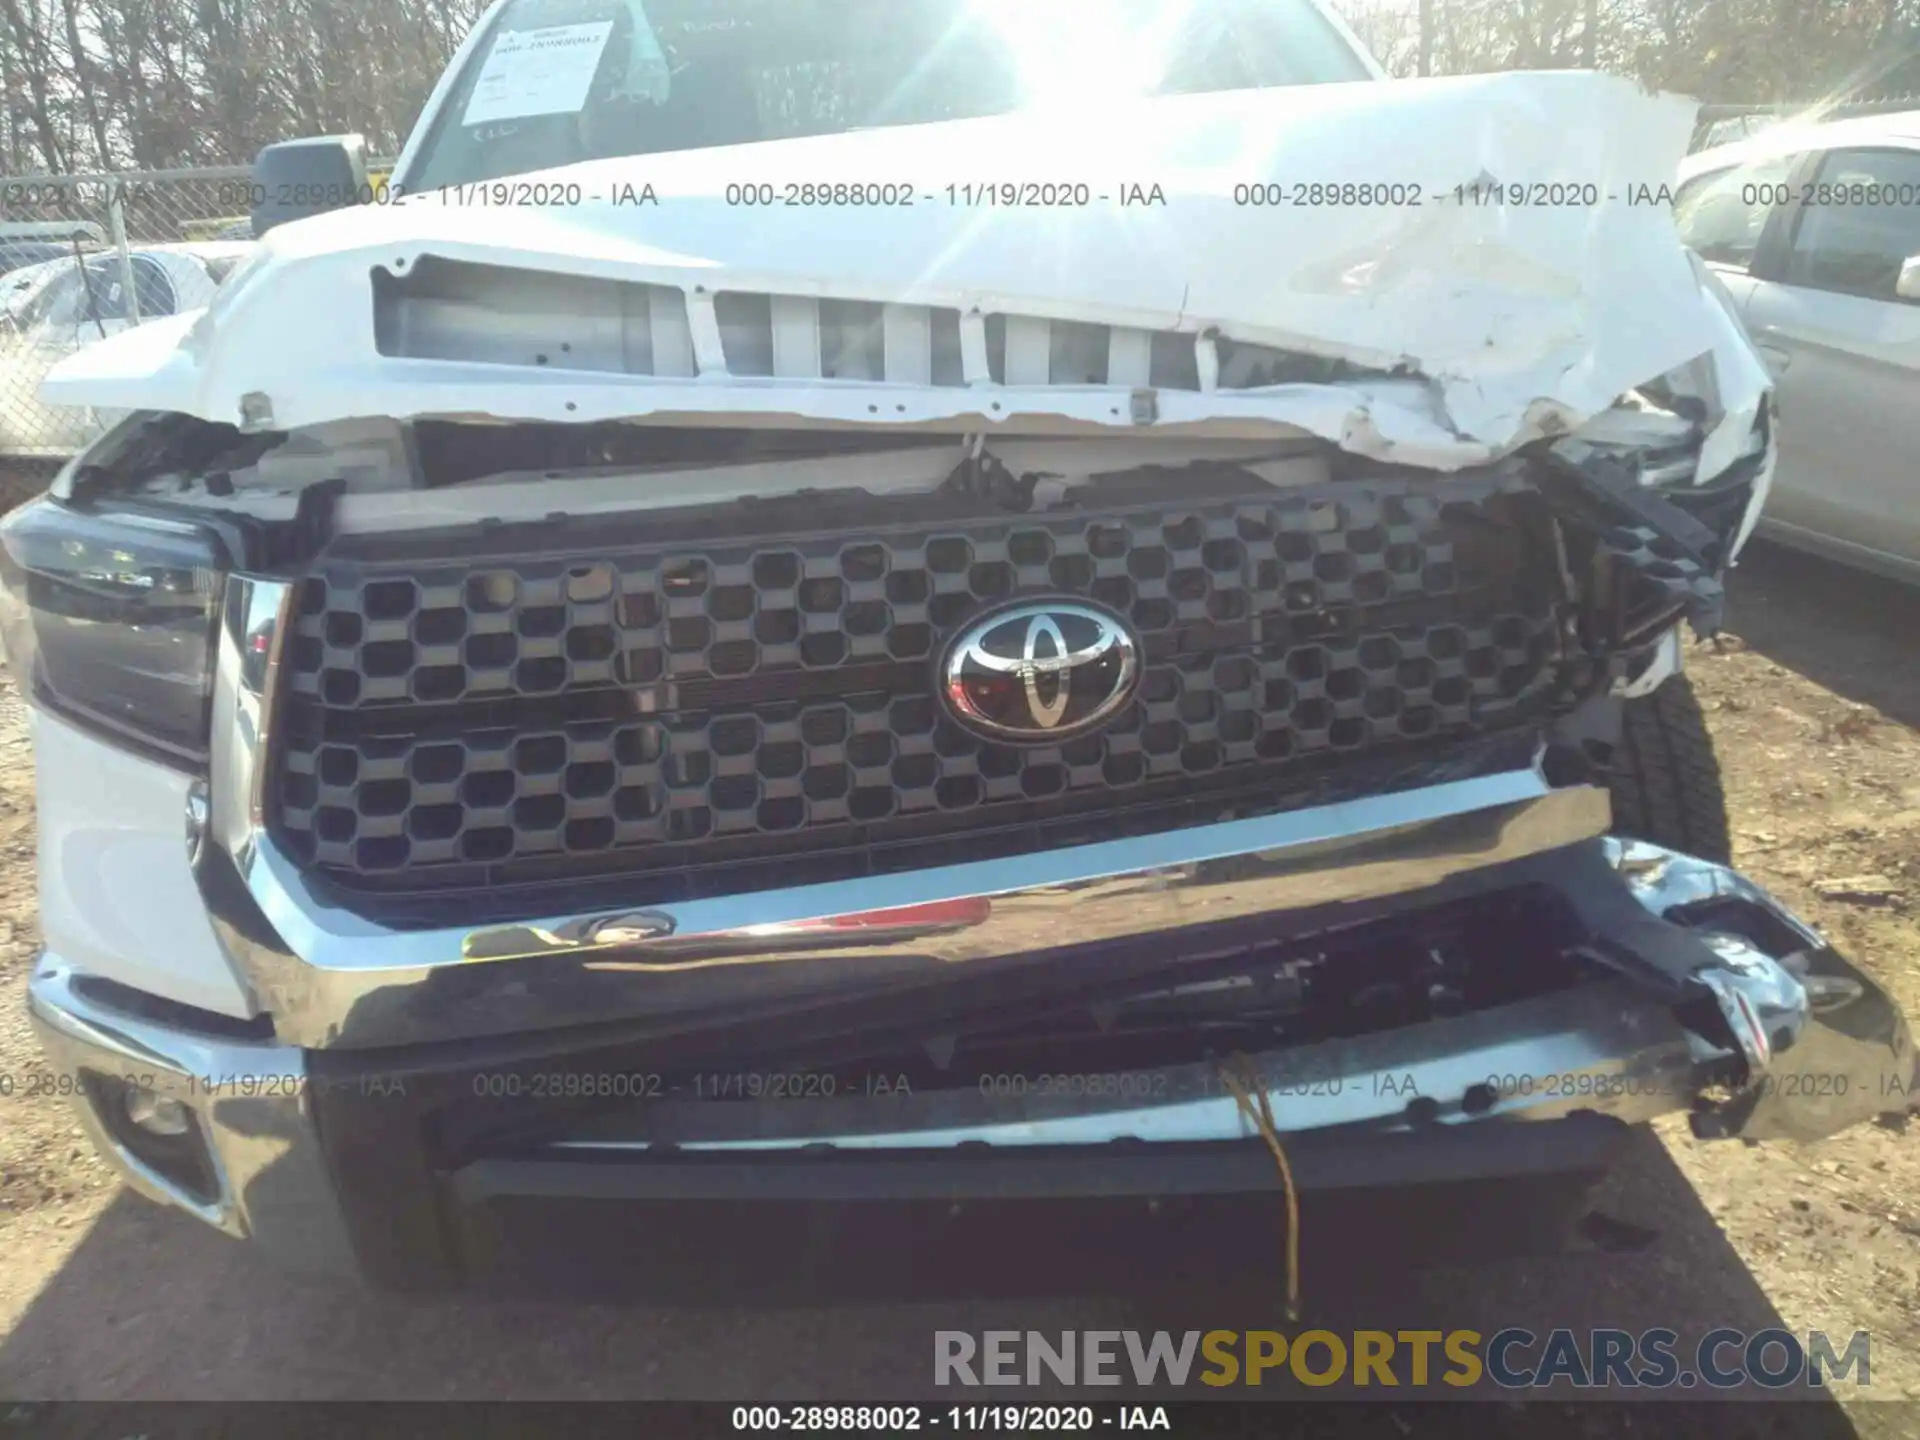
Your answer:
[0,0,71,170]
[5,0,1920,180]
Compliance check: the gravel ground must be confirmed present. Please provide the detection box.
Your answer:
[0,535,1917,1432]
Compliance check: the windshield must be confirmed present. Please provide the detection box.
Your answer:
[403,0,1373,191]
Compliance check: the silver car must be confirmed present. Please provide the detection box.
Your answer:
[1679,113,1920,582]
[0,242,254,458]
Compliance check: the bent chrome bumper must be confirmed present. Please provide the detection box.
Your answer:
[222,764,1610,1051]
[210,576,1617,1052]
[28,838,1916,1280]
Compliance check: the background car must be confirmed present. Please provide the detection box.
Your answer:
[0,241,86,277]
[0,241,255,458]
[0,222,108,280]
[1678,113,1920,583]
[1692,112,1787,151]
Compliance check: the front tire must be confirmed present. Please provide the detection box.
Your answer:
[1606,673,1732,864]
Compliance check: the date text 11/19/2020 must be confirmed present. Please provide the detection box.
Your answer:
[434,178,1685,209]
[190,176,1691,212]
[10,1066,1906,1105]
[730,1406,1174,1432]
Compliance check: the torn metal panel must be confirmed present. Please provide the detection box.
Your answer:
[1539,446,1734,641]
[45,71,1763,477]
[1603,840,1919,1142]
[508,839,1913,1155]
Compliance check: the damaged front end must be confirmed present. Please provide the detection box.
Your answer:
[19,359,1905,1292]
[268,831,1912,1291]
[443,838,1911,1155]
[14,68,1910,1288]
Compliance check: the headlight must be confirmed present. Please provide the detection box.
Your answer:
[0,497,226,767]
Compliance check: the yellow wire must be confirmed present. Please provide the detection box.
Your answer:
[1219,1052,1301,1321]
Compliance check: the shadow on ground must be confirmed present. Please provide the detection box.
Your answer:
[1728,541,1920,730]
[0,1126,1862,1435]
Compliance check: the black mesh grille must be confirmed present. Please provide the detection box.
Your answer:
[273,476,1565,891]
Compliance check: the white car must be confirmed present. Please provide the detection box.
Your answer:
[0,242,254,457]
[1679,113,1920,582]
[4,0,1911,1300]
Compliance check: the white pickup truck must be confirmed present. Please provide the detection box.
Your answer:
[5,0,1910,1292]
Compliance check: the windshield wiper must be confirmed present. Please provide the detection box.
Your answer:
[71,235,107,341]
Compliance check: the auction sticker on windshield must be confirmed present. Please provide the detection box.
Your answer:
[460,21,613,127]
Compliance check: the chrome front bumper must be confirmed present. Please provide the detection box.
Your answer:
[227,764,1611,1051]
[24,581,1915,1276]
[24,961,355,1272]
[215,569,1623,1052]
[28,838,1917,1276]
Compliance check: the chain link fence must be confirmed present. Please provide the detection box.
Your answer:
[0,160,394,474]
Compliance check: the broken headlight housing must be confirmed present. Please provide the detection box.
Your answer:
[0,497,226,768]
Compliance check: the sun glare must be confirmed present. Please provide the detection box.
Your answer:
[969,0,1196,109]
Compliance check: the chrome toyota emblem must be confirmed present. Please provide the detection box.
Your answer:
[939,600,1140,742]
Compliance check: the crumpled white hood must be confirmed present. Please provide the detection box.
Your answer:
[45,69,1767,469]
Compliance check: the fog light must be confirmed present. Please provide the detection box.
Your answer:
[125,1085,191,1137]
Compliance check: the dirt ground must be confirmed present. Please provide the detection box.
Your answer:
[0,532,1917,1429]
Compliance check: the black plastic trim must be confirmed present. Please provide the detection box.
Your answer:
[450,1114,1634,1207]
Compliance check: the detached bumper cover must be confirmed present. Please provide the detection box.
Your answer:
[26,837,1917,1284]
